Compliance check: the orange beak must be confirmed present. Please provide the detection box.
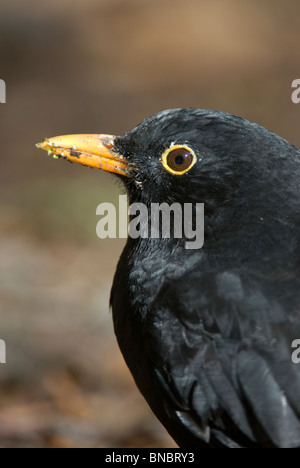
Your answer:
[36,134,132,177]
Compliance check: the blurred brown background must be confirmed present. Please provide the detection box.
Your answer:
[0,0,299,448]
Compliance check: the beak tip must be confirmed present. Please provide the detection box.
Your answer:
[36,140,46,149]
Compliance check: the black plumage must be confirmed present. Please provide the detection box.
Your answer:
[38,108,300,448]
[110,109,300,448]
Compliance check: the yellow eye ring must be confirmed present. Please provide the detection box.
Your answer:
[161,144,197,175]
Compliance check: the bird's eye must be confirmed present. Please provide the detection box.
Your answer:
[162,145,197,175]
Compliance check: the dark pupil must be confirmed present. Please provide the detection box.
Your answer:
[175,155,184,165]
[168,148,193,172]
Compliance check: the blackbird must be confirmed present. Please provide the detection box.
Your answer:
[37,108,300,448]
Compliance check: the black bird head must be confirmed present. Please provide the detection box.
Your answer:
[37,108,300,255]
